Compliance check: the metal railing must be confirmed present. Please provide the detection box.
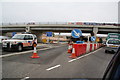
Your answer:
[1,22,119,27]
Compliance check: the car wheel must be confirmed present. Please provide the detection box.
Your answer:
[105,50,108,53]
[18,45,22,51]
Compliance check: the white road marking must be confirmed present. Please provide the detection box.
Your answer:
[68,48,102,62]
[0,46,64,58]
[21,77,30,80]
[46,64,61,71]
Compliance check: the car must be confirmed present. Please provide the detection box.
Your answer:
[102,41,106,47]
[0,36,10,44]
[103,47,120,80]
[2,33,37,51]
[105,39,120,53]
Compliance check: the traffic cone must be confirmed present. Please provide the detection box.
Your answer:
[68,45,72,53]
[69,47,77,58]
[31,45,40,58]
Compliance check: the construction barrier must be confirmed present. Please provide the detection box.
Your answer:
[90,44,92,52]
[68,43,102,58]
[94,44,96,50]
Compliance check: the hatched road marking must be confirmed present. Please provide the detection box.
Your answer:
[46,64,61,71]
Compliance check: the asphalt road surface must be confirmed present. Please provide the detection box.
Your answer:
[1,43,62,55]
[2,45,114,79]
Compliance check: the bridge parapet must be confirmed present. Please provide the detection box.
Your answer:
[1,22,119,29]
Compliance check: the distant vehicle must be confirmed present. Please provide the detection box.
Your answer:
[103,47,120,80]
[0,36,10,43]
[102,41,106,47]
[106,33,120,40]
[2,33,37,51]
[105,39,120,53]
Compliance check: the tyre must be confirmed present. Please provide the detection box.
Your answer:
[105,50,108,53]
[18,45,22,51]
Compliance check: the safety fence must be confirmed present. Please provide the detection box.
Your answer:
[68,43,102,58]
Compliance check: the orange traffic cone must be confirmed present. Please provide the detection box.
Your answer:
[68,45,72,53]
[69,47,77,58]
[31,44,40,58]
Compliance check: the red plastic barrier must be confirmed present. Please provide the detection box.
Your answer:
[73,44,87,57]
[94,44,96,50]
[90,44,92,52]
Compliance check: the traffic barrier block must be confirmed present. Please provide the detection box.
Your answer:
[94,44,96,50]
[69,44,87,58]
[86,43,90,53]
[92,43,94,51]
[90,44,92,52]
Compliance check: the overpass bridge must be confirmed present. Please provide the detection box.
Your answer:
[1,22,120,33]
[0,22,120,42]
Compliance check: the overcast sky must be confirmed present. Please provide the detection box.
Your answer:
[1,0,119,23]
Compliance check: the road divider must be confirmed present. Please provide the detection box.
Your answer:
[68,48,102,62]
[68,43,102,59]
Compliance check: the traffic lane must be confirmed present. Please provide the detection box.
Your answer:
[2,46,114,78]
[27,48,114,78]
[2,45,68,78]
[1,43,64,55]
[1,46,47,55]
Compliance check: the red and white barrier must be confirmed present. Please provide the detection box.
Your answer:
[68,43,102,58]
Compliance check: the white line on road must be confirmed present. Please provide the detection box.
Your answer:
[21,77,30,80]
[46,64,61,71]
[0,46,64,58]
[68,48,102,63]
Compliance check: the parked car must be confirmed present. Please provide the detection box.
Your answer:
[0,36,10,43]
[103,47,120,80]
[105,39,120,53]
[2,33,37,51]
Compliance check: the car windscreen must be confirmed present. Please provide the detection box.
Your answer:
[12,35,25,39]
[108,40,120,45]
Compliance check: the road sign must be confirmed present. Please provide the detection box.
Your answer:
[71,29,82,38]
[91,36,96,41]
[46,32,52,37]
[12,32,16,37]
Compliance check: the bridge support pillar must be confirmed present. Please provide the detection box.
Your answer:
[25,26,31,32]
[93,27,98,37]
[92,27,98,43]
[32,31,43,43]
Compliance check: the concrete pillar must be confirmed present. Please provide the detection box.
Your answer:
[25,26,31,32]
[32,31,43,43]
[93,27,98,37]
[93,27,98,43]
